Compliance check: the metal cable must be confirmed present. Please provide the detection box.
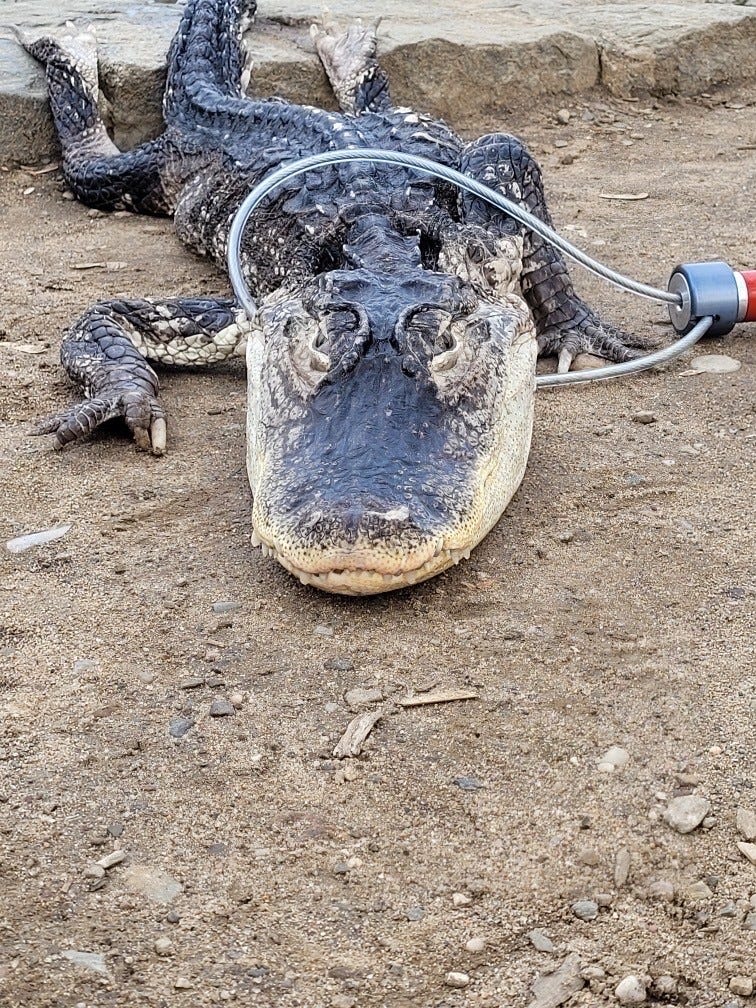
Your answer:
[227,147,703,386]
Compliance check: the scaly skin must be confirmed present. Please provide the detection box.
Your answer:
[24,0,650,594]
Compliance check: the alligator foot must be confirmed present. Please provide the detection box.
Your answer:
[310,10,391,113]
[33,393,167,455]
[537,312,659,373]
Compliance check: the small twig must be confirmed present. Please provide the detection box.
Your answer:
[333,708,384,758]
[398,688,479,708]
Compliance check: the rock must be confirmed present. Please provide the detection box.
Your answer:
[465,936,486,953]
[631,410,656,424]
[82,862,106,880]
[527,929,556,953]
[209,698,235,717]
[229,691,244,708]
[571,899,599,921]
[174,977,193,990]
[122,865,183,903]
[614,847,632,887]
[452,892,472,907]
[6,523,71,553]
[729,976,753,997]
[528,953,584,1008]
[736,841,756,865]
[314,624,335,637]
[615,975,647,1004]
[60,950,110,977]
[556,108,571,124]
[743,911,756,931]
[596,746,630,772]
[211,600,240,614]
[736,807,756,841]
[137,670,155,684]
[445,971,470,988]
[405,906,425,921]
[344,686,383,710]
[663,795,711,833]
[154,937,173,956]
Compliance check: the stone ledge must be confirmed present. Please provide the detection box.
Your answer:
[1,0,755,163]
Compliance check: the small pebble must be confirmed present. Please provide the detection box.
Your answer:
[615,975,647,1004]
[154,937,173,956]
[452,892,472,907]
[169,716,194,738]
[527,929,555,953]
[107,823,124,838]
[556,108,571,124]
[137,670,155,684]
[82,862,106,880]
[445,971,470,989]
[596,746,630,772]
[632,410,656,424]
[344,687,383,710]
[653,976,677,996]
[571,899,599,921]
[736,807,756,841]
[174,977,193,989]
[736,841,756,865]
[743,910,756,930]
[229,692,244,709]
[314,624,334,637]
[324,657,354,672]
[179,676,205,690]
[454,775,486,791]
[211,600,240,614]
[663,795,710,833]
[686,880,713,900]
[97,850,126,870]
[464,936,486,953]
[578,848,600,866]
[582,966,605,981]
[614,847,631,887]
[209,699,235,717]
[646,879,675,902]
[729,977,753,997]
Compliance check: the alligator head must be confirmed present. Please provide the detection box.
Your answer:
[246,215,537,594]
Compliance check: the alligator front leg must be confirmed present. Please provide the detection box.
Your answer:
[310,12,392,114]
[35,298,253,454]
[459,133,655,371]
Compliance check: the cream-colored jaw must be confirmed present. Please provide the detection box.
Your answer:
[246,293,537,596]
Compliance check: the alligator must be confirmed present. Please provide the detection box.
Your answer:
[23,0,649,595]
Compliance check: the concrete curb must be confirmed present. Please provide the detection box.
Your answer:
[1,0,755,164]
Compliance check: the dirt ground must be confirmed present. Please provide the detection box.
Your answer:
[0,92,754,1008]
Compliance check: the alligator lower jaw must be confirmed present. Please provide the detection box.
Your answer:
[252,537,472,596]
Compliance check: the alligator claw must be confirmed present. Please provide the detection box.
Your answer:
[539,312,660,373]
[31,392,167,455]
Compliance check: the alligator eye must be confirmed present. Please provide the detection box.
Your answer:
[404,307,454,355]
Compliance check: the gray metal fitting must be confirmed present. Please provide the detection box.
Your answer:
[667,261,740,336]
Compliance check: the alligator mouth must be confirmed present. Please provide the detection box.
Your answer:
[252,535,471,595]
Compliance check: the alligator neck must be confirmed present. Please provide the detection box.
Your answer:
[343,214,421,274]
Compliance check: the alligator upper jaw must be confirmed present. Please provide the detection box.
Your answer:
[250,531,473,595]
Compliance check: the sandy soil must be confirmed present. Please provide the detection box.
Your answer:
[0,93,754,1008]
